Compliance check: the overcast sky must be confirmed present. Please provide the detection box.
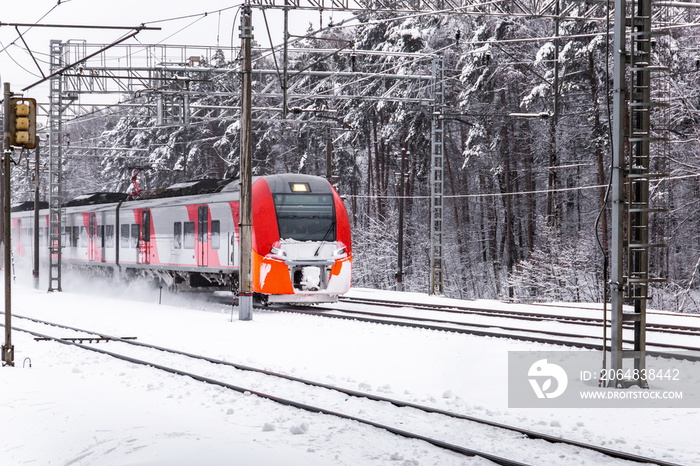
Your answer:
[1,0,351,100]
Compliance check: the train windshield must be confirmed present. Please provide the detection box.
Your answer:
[273,193,336,241]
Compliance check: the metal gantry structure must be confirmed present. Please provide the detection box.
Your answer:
[43,41,236,292]
[250,0,611,19]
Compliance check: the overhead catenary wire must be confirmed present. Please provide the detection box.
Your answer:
[343,172,700,201]
[0,41,44,78]
[0,1,68,79]
[0,0,69,55]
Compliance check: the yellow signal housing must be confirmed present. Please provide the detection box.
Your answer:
[9,98,37,149]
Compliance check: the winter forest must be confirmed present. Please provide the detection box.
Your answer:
[12,5,700,312]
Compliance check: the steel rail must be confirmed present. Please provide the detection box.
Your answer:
[271,306,700,358]
[339,296,700,336]
[325,305,700,347]
[4,314,682,466]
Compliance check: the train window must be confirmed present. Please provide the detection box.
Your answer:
[183,222,195,249]
[211,220,220,249]
[173,222,183,249]
[120,224,130,248]
[61,227,68,247]
[198,206,208,242]
[98,225,105,248]
[79,226,87,247]
[273,193,335,241]
[105,225,114,248]
[130,224,140,248]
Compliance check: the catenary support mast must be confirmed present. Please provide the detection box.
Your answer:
[609,0,666,387]
[48,40,64,292]
[429,55,445,295]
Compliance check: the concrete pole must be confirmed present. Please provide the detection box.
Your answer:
[609,0,628,384]
[238,5,254,321]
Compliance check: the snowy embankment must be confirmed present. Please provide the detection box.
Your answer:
[1,276,698,465]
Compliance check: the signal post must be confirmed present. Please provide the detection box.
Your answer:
[2,83,37,367]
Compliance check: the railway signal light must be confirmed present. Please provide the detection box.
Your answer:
[8,97,37,149]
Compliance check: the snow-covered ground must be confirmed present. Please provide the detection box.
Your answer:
[1,273,699,465]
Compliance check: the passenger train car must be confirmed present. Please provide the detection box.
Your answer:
[11,174,352,304]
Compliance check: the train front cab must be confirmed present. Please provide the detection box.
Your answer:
[251,174,352,303]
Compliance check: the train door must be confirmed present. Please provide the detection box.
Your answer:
[197,205,208,267]
[139,210,151,264]
[97,213,106,263]
[14,218,23,256]
[87,214,98,262]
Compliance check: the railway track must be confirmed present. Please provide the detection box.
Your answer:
[265,310,700,359]
[268,296,699,359]
[4,313,681,466]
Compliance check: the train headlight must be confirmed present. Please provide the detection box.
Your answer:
[290,182,310,192]
[332,247,346,258]
[270,247,287,258]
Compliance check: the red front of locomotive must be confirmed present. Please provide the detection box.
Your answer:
[251,174,352,303]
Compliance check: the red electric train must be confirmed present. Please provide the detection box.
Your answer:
[11,173,352,304]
